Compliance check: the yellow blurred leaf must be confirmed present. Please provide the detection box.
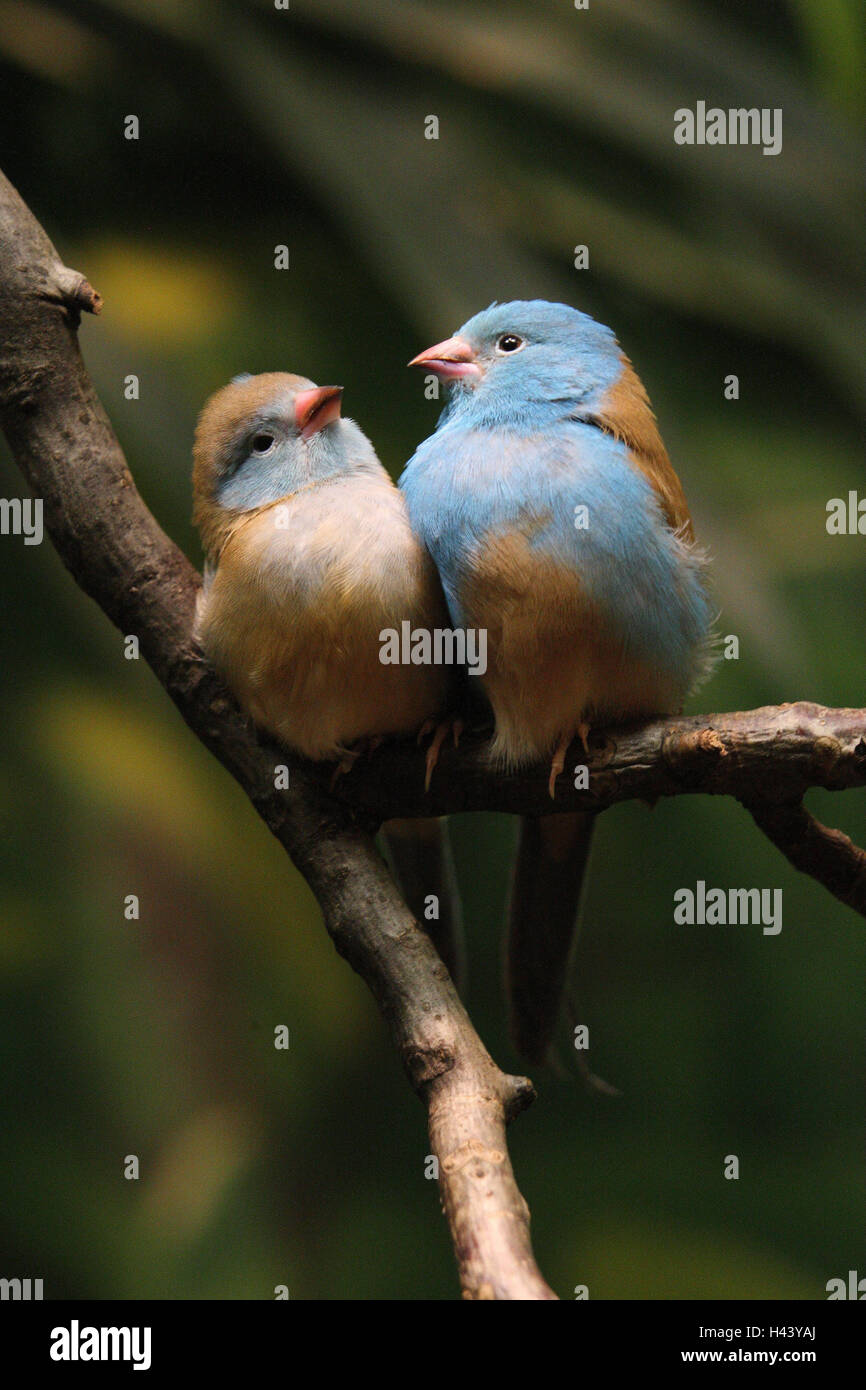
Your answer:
[80,239,235,349]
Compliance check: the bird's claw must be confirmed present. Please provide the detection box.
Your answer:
[548,722,592,798]
[329,734,384,789]
[419,716,463,791]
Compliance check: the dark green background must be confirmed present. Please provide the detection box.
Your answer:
[0,0,863,1299]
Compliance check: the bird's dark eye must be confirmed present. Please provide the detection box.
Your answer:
[251,433,275,455]
[496,334,524,354]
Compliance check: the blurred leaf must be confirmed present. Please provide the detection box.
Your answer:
[0,0,114,88]
[84,239,235,349]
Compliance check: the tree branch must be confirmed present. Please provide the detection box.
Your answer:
[329,702,866,816]
[0,166,556,1300]
[740,797,866,916]
[326,703,866,918]
[2,165,863,1299]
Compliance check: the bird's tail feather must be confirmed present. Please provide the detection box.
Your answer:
[382,817,466,991]
[505,810,595,1064]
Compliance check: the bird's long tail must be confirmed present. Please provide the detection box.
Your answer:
[383,817,466,991]
[505,810,596,1064]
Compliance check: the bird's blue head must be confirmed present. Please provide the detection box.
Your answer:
[409,300,624,430]
[192,371,380,554]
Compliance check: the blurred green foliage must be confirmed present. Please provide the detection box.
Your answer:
[0,0,863,1299]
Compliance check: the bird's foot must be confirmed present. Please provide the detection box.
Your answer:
[418,715,464,791]
[548,729,572,799]
[329,735,384,789]
[548,722,592,798]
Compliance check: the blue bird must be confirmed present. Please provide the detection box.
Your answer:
[400,301,715,1064]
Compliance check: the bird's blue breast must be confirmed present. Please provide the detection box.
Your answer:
[399,420,713,687]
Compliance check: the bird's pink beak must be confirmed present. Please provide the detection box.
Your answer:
[408,336,481,381]
[294,384,343,439]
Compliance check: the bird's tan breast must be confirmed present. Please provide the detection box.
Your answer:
[196,476,450,756]
[462,526,679,766]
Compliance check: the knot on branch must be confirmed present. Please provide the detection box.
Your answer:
[50,264,103,319]
[2,361,54,414]
[501,1073,536,1121]
[662,724,728,784]
[403,1041,456,1088]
